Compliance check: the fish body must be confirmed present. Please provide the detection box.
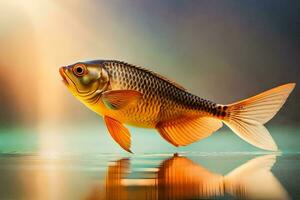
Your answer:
[100,61,219,128]
[59,60,295,152]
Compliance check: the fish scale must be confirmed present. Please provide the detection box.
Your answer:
[103,61,218,126]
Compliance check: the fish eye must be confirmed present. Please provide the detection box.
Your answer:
[73,64,87,76]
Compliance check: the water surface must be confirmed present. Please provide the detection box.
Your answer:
[0,127,299,200]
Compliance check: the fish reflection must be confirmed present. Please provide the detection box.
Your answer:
[157,154,289,200]
[84,154,289,200]
[105,159,130,200]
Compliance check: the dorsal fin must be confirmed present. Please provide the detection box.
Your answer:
[104,60,188,91]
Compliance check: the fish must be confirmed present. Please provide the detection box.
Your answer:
[59,60,296,153]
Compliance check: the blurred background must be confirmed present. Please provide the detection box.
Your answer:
[0,0,299,154]
[0,1,300,199]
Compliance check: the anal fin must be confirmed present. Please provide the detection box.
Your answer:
[156,116,223,147]
[104,116,132,153]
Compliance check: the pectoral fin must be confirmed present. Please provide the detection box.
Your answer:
[101,90,142,110]
[104,116,132,153]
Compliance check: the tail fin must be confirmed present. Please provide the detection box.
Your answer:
[223,83,295,151]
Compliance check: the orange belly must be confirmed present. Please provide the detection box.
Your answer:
[86,99,160,128]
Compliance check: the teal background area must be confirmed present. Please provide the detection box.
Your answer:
[0,126,299,155]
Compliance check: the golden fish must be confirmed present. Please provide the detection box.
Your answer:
[59,60,295,153]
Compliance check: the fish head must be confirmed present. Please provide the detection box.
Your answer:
[59,61,109,99]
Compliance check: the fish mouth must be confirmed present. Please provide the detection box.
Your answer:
[59,66,69,85]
